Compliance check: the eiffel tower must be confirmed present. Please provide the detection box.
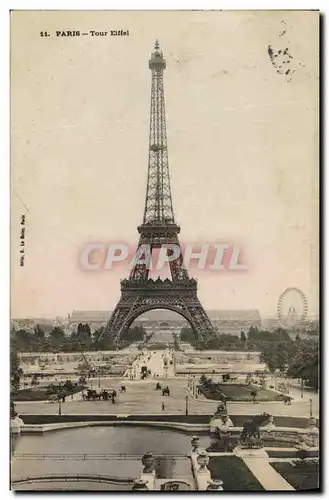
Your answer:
[102,41,217,346]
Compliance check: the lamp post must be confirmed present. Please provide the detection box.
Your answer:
[301,379,304,399]
[185,395,189,416]
[58,397,62,416]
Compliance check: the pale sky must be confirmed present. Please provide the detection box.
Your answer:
[11,10,319,319]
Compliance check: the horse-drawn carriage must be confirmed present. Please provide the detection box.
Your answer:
[82,389,116,401]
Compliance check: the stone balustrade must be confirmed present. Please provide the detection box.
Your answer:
[209,423,320,449]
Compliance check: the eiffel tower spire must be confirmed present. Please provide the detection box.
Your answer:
[144,40,174,225]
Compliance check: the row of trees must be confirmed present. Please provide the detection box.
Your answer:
[181,325,319,390]
[121,325,145,343]
[11,322,147,353]
[10,351,23,391]
[180,325,317,352]
[261,338,319,389]
[45,379,85,401]
[180,325,273,351]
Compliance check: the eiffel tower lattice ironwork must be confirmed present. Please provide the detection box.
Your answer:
[102,41,217,346]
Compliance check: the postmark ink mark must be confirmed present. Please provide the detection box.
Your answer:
[267,21,306,82]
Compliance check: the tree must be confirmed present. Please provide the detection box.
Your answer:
[287,340,319,390]
[240,331,246,342]
[13,329,34,351]
[34,324,45,340]
[180,327,195,345]
[250,389,257,403]
[77,323,91,339]
[274,342,289,373]
[31,374,40,387]
[46,382,67,401]
[261,341,293,373]
[121,325,145,343]
[173,333,180,351]
[248,326,259,339]
[50,326,65,339]
[10,401,17,419]
[10,351,23,392]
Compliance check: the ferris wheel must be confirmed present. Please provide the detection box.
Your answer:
[277,287,308,326]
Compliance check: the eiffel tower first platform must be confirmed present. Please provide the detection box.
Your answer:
[102,41,217,346]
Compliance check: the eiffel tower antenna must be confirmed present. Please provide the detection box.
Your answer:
[100,42,217,346]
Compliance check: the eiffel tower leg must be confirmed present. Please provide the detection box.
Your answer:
[178,295,217,346]
[102,295,138,344]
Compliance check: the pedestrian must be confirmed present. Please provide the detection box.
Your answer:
[161,402,165,411]
[112,395,116,404]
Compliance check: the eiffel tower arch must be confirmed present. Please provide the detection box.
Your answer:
[101,41,218,346]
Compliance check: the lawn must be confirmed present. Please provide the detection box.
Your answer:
[12,385,84,402]
[208,456,264,491]
[271,460,319,490]
[201,383,286,402]
[267,450,319,459]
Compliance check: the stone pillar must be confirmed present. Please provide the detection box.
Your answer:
[206,479,224,491]
[132,479,149,491]
[141,452,155,473]
[196,450,209,473]
[306,417,319,448]
[307,416,318,429]
[191,436,200,452]
[140,452,155,490]
[10,415,23,460]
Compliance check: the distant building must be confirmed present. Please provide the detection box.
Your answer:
[68,310,111,332]
[68,309,262,336]
[208,310,262,336]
